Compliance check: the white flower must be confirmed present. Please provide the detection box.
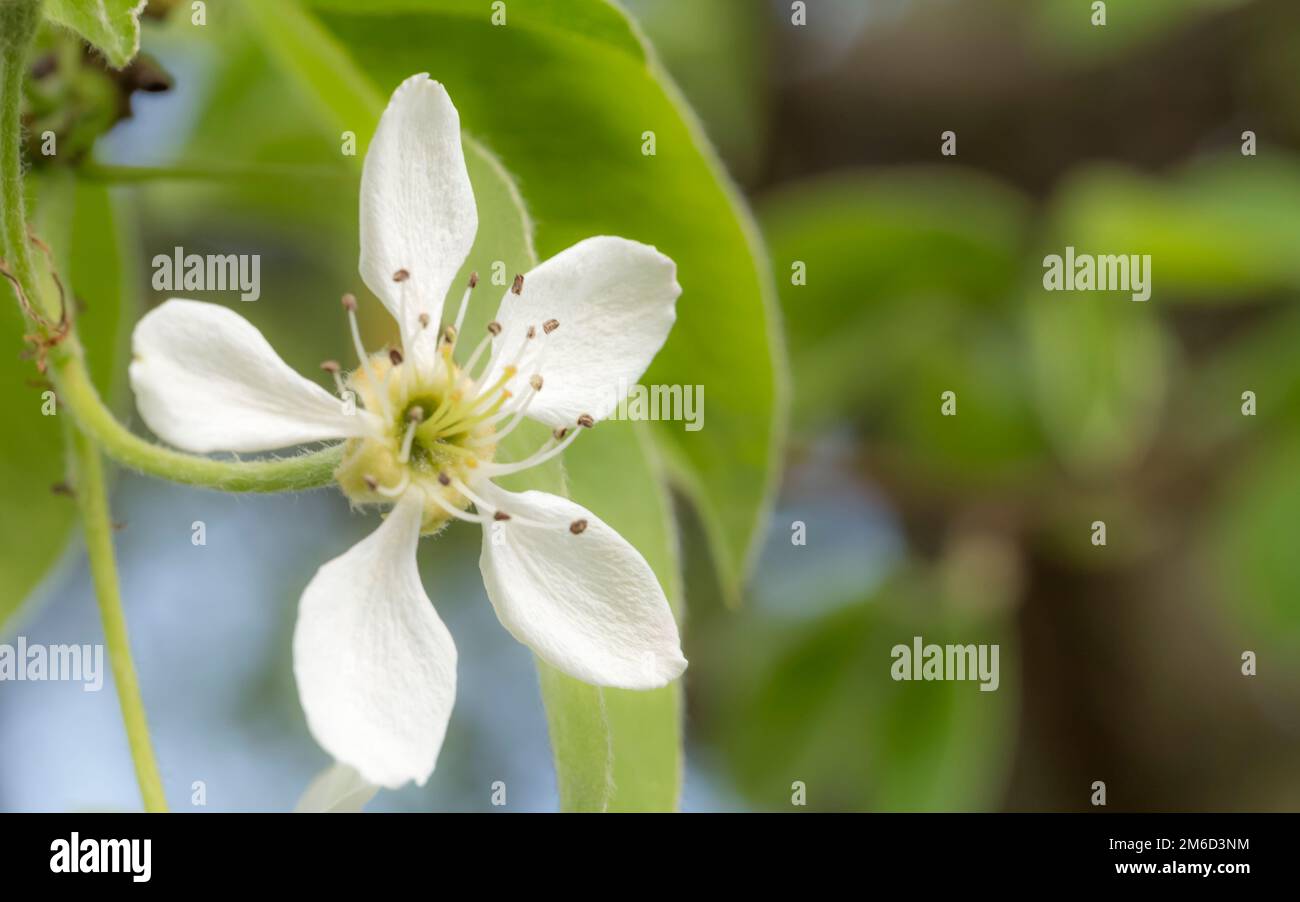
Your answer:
[127,74,687,791]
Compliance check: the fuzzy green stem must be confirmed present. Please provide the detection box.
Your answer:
[0,0,41,307]
[50,338,345,492]
[69,422,168,812]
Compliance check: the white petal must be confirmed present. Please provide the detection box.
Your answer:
[360,73,477,359]
[293,763,379,813]
[128,299,367,453]
[293,491,457,790]
[481,237,680,428]
[477,482,686,689]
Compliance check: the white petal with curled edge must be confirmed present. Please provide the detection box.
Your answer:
[359,73,477,360]
[293,491,457,790]
[128,299,368,453]
[476,482,687,690]
[293,763,379,813]
[480,236,680,428]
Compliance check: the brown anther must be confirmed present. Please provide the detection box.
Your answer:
[487,321,502,336]
[569,519,588,535]
[437,472,452,486]
[407,405,425,423]
[50,481,73,497]
[529,374,544,392]
[493,511,512,521]
[577,413,595,429]
[553,427,569,440]
[543,319,560,335]
[443,325,457,344]
[393,268,410,282]
[511,273,524,294]
[388,348,404,366]
[526,326,537,340]
[363,475,379,491]
[468,271,479,288]
[418,313,430,329]
[341,293,358,311]
[320,359,341,373]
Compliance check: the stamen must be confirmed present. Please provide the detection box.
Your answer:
[483,422,582,477]
[343,293,390,418]
[543,319,560,335]
[494,511,511,521]
[449,475,545,527]
[449,272,477,348]
[569,519,588,535]
[424,486,492,525]
[376,472,411,498]
[320,360,346,395]
[363,474,379,492]
[577,413,595,428]
[487,321,502,335]
[511,273,524,295]
[530,375,544,392]
[389,348,404,366]
[393,269,410,282]
[398,405,425,463]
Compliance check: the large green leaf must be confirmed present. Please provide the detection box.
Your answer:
[301,0,786,604]
[43,0,144,69]
[240,0,686,810]
[0,176,132,632]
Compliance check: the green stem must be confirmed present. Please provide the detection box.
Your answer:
[50,338,345,492]
[69,422,168,812]
[80,161,353,184]
[0,0,41,304]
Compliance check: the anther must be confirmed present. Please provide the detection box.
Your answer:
[438,472,452,486]
[389,348,404,366]
[526,325,536,340]
[577,413,594,429]
[569,519,588,535]
[418,313,430,329]
[487,321,502,336]
[407,405,425,423]
[493,511,512,521]
[320,360,340,373]
[364,475,379,491]
[443,325,457,345]
[341,293,357,311]
[553,427,569,440]
[393,268,410,282]
[529,374,544,391]
[511,274,524,294]
[543,319,560,334]
[469,271,479,289]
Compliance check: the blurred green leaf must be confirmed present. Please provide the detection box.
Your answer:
[1028,0,1248,61]
[1,176,132,633]
[708,577,1016,811]
[43,0,143,69]
[1052,157,1300,299]
[242,0,686,810]
[1024,287,1169,474]
[761,168,1046,482]
[300,0,786,604]
[1208,433,1300,652]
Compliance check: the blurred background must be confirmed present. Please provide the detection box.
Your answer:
[5,0,1300,811]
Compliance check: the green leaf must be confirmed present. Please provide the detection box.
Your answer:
[1051,157,1300,300]
[240,0,686,810]
[1,175,132,633]
[301,0,787,604]
[708,579,1017,811]
[43,0,144,69]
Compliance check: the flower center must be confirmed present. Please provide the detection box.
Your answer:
[335,347,501,533]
